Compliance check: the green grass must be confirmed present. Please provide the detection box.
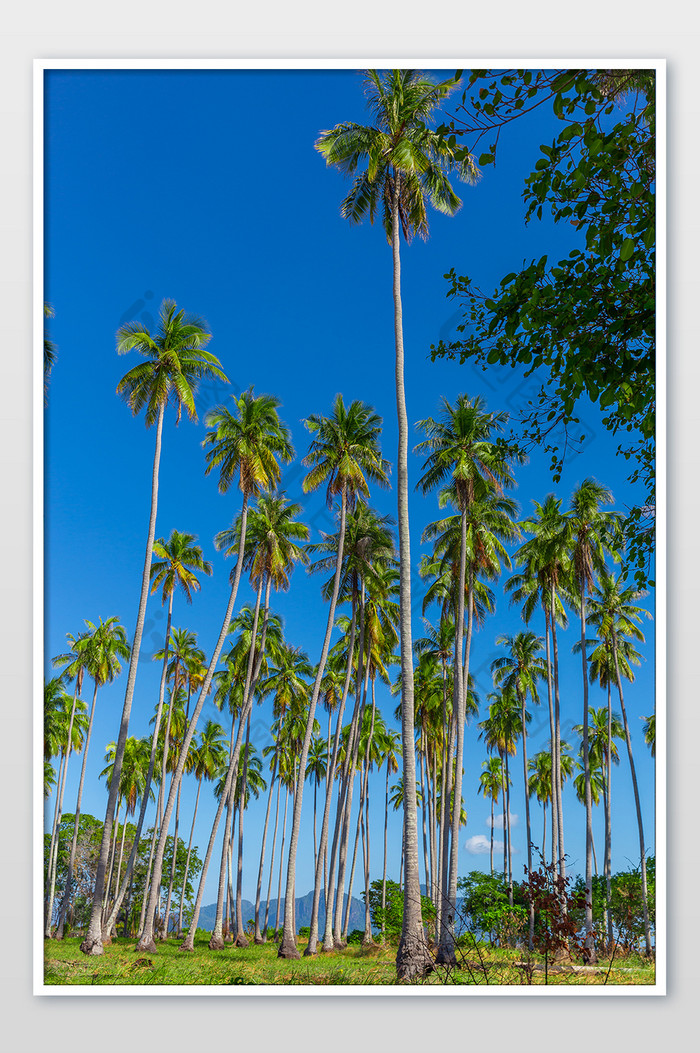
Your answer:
[43,935,657,987]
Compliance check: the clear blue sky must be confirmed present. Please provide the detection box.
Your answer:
[43,67,655,912]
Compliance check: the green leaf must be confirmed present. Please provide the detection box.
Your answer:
[620,238,636,261]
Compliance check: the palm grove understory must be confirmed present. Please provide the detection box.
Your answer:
[44,69,655,982]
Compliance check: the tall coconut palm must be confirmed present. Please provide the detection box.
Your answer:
[175,720,228,938]
[478,757,504,876]
[205,495,308,951]
[527,746,575,866]
[565,478,622,963]
[81,300,227,956]
[310,508,396,955]
[508,495,573,885]
[136,390,292,955]
[586,570,653,955]
[278,395,389,959]
[53,617,130,939]
[133,533,211,939]
[417,460,519,962]
[479,689,522,904]
[43,678,88,934]
[315,68,478,982]
[491,631,546,949]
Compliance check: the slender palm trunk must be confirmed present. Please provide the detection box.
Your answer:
[274,785,290,938]
[391,181,430,982]
[178,579,270,953]
[543,610,559,874]
[46,684,79,936]
[518,684,534,951]
[136,493,251,954]
[490,798,494,876]
[177,776,202,937]
[102,799,122,924]
[263,766,283,938]
[437,518,468,966]
[317,591,361,954]
[162,774,182,938]
[579,593,597,963]
[234,714,251,947]
[254,753,278,943]
[505,753,513,907]
[604,678,613,950]
[419,747,430,904]
[278,490,348,959]
[209,576,263,949]
[381,761,390,943]
[56,680,99,938]
[612,633,652,955]
[81,401,165,955]
[550,582,566,885]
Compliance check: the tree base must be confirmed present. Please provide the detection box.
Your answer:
[321,936,335,953]
[135,935,157,954]
[396,931,433,982]
[234,933,249,948]
[178,939,194,952]
[303,940,318,957]
[79,934,104,956]
[277,936,301,959]
[208,933,226,950]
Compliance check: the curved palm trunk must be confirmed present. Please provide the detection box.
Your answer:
[579,593,597,963]
[550,582,566,886]
[317,591,362,953]
[254,752,278,943]
[177,775,202,937]
[263,766,283,938]
[178,579,270,953]
[543,609,559,874]
[437,524,468,966]
[45,684,79,936]
[56,679,99,938]
[81,401,165,955]
[162,774,183,938]
[135,493,251,954]
[604,678,613,950]
[334,628,370,947]
[209,576,263,949]
[392,183,431,982]
[278,490,348,959]
[234,714,252,948]
[518,684,534,951]
[612,633,652,955]
[274,785,290,939]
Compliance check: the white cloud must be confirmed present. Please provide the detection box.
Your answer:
[490,811,519,831]
[465,834,504,855]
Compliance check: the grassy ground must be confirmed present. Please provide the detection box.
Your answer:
[43,934,657,988]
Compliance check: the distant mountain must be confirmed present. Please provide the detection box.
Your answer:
[195,891,365,934]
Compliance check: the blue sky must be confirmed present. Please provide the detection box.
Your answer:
[43,67,655,912]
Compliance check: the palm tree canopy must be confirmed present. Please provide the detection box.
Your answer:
[315,69,479,242]
[302,393,390,510]
[202,388,293,498]
[149,530,213,606]
[116,298,227,427]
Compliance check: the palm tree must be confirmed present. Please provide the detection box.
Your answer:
[566,478,622,962]
[53,617,130,939]
[508,495,573,885]
[43,677,88,934]
[137,390,292,955]
[491,631,546,949]
[643,714,655,757]
[414,402,517,964]
[204,495,308,952]
[306,736,328,872]
[379,728,401,942]
[310,506,396,955]
[527,747,575,866]
[278,395,389,959]
[586,570,653,955]
[478,757,503,876]
[479,690,522,905]
[81,299,227,956]
[316,68,478,983]
[175,720,228,938]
